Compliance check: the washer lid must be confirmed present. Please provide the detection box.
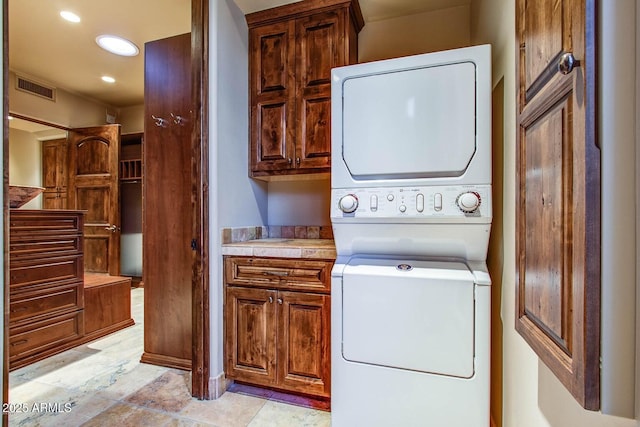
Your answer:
[341,257,476,378]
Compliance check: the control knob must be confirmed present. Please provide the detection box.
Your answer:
[456,191,481,213]
[338,194,359,213]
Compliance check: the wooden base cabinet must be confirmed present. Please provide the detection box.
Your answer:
[224,256,332,398]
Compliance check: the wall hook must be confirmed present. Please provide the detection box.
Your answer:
[152,115,167,127]
[171,113,185,126]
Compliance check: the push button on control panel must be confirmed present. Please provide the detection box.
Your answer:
[370,195,378,212]
[416,193,425,212]
[434,193,443,211]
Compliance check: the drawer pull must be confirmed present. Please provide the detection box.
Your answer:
[263,271,289,277]
[11,340,28,347]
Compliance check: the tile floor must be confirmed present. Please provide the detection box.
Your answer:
[8,288,331,426]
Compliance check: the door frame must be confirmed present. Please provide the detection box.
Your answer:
[1,0,210,408]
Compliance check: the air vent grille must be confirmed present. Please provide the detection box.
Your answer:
[16,76,56,101]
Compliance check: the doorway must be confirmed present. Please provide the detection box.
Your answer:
[2,0,210,411]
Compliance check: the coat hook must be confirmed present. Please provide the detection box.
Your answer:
[171,113,185,125]
[152,115,167,127]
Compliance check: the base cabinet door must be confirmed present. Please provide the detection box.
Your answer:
[278,290,330,397]
[225,286,277,386]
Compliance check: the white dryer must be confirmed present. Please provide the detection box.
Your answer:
[330,45,492,426]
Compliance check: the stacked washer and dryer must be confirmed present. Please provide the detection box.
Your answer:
[330,45,492,426]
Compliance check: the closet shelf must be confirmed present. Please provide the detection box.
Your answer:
[120,159,142,181]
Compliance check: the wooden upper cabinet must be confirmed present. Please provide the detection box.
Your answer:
[515,0,600,410]
[247,0,364,180]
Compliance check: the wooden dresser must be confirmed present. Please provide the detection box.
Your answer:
[8,209,85,369]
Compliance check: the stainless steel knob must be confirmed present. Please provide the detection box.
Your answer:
[558,52,579,75]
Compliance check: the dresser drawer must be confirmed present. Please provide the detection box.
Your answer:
[9,210,83,235]
[10,255,83,291]
[9,311,84,360]
[224,256,332,293]
[10,283,83,323]
[10,235,83,260]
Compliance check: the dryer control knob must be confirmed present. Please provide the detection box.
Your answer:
[456,192,481,213]
[339,194,359,213]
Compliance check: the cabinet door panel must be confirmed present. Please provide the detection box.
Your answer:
[225,287,277,386]
[278,291,330,397]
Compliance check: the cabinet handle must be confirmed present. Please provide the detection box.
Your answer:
[263,271,289,277]
[268,296,273,303]
[288,158,292,165]
[11,340,28,346]
[10,307,28,313]
[277,298,283,305]
[296,157,300,166]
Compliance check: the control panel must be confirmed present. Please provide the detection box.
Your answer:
[331,185,491,219]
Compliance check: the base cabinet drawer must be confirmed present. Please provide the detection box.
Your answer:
[10,284,83,323]
[9,311,84,364]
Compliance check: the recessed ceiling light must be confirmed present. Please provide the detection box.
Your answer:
[60,11,81,23]
[101,76,116,83]
[96,35,139,57]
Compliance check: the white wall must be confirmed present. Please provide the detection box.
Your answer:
[209,0,268,393]
[9,128,42,209]
[472,0,639,425]
[9,71,111,128]
[359,5,470,62]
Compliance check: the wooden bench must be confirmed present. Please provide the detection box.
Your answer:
[83,273,135,342]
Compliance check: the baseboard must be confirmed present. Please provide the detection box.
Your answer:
[208,372,228,399]
[140,351,192,371]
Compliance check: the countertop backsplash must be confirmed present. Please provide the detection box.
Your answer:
[221,225,333,244]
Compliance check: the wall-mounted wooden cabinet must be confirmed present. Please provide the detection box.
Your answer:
[224,256,333,398]
[247,0,364,180]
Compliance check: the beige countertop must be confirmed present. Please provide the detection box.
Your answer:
[221,238,336,259]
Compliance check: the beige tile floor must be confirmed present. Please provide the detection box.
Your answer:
[8,288,331,427]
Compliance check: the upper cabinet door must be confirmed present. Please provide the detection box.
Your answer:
[295,10,341,171]
[249,21,297,174]
[515,0,600,410]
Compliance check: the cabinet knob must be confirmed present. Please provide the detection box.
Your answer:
[296,157,300,166]
[268,296,273,304]
[277,298,283,305]
[288,158,292,165]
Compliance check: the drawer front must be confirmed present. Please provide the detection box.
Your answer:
[9,210,83,235]
[225,256,332,293]
[10,284,83,323]
[10,255,83,291]
[10,235,83,260]
[9,311,84,360]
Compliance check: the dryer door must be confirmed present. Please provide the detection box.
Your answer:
[341,258,476,378]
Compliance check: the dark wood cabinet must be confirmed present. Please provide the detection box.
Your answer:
[142,33,193,371]
[247,0,363,180]
[41,138,68,209]
[224,256,332,398]
[8,209,85,369]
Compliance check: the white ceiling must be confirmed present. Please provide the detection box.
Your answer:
[9,0,470,110]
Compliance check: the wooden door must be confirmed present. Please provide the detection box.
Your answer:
[42,138,67,209]
[295,10,341,171]
[278,290,330,397]
[67,125,121,276]
[249,20,296,175]
[515,0,599,409]
[142,33,193,370]
[224,286,277,386]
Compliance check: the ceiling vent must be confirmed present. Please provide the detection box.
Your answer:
[15,75,56,101]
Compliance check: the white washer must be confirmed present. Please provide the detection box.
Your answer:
[330,45,492,426]
[332,257,491,426]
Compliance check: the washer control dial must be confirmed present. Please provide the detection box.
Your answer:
[338,194,359,213]
[456,191,481,213]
